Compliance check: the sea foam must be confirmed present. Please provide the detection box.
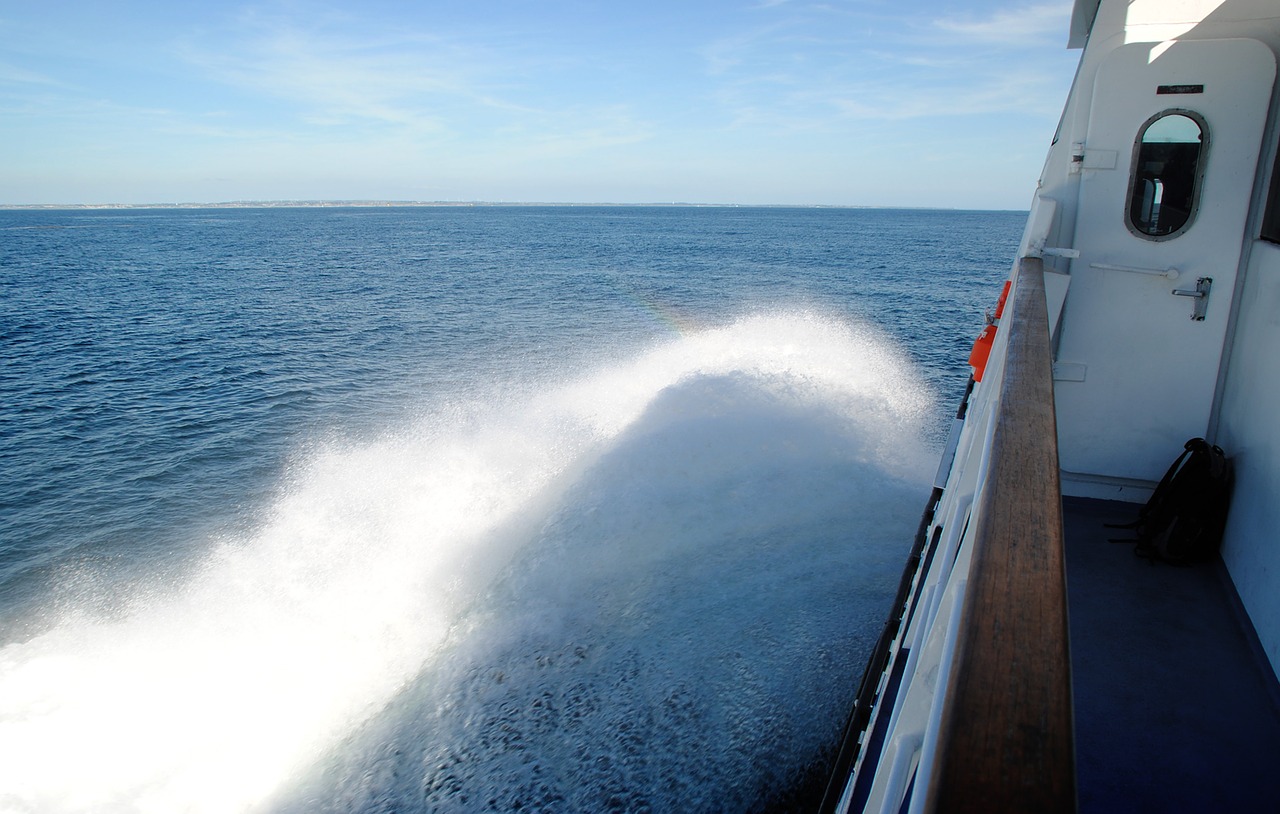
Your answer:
[0,312,932,813]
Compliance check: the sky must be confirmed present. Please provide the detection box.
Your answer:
[0,1,1082,209]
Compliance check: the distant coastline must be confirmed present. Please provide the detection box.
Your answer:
[0,200,1020,212]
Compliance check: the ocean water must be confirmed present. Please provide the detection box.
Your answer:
[0,206,1021,813]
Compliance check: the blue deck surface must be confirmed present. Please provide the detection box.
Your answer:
[1064,497,1280,813]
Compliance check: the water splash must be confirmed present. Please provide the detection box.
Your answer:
[0,312,933,813]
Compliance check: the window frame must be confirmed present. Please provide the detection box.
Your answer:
[1124,108,1210,242]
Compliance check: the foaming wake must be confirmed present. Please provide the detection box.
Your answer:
[0,312,935,813]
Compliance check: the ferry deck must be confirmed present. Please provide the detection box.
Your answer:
[1065,497,1280,812]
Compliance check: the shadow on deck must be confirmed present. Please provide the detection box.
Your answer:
[1065,497,1280,812]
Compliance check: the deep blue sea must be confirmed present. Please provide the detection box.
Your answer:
[0,205,1021,813]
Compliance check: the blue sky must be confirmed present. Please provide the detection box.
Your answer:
[1,1,1080,208]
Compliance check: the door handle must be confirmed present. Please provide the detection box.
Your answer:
[1171,277,1212,321]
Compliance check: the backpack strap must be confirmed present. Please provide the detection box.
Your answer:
[1142,438,1204,521]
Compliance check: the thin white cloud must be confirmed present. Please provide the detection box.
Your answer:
[697,1,1077,129]
[825,67,1067,120]
[174,10,660,166]
[701,24,792,76]
[933,3,1072,46]
[0,62,66,88]
[181,31,464,131]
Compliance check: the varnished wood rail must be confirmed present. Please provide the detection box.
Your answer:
[925,257,1076,813]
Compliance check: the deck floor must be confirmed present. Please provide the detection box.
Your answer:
[1064,497,1280,813]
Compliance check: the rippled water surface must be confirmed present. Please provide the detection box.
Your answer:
[0,206,1021,812]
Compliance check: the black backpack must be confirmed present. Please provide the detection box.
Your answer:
[1108,438,1232,565]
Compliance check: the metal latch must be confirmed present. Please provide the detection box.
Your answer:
[1172,277,1212,321]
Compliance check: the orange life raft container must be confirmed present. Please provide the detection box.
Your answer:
[968,280,1012,383]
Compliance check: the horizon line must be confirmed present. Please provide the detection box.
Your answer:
[0,200,1026,213]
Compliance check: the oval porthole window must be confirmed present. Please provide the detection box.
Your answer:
[1126,111,1208,239]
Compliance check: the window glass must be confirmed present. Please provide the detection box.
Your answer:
[1127,111,1207,239]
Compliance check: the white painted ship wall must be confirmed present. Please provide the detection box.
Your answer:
[1043,0,1280,674]
[1217,206,1280,675]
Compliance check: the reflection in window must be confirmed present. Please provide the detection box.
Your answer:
[1127,111,1207,239]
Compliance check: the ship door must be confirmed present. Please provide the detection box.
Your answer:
[1055,38,1276,484]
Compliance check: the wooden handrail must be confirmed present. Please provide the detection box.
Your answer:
[925,257,1076,813]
